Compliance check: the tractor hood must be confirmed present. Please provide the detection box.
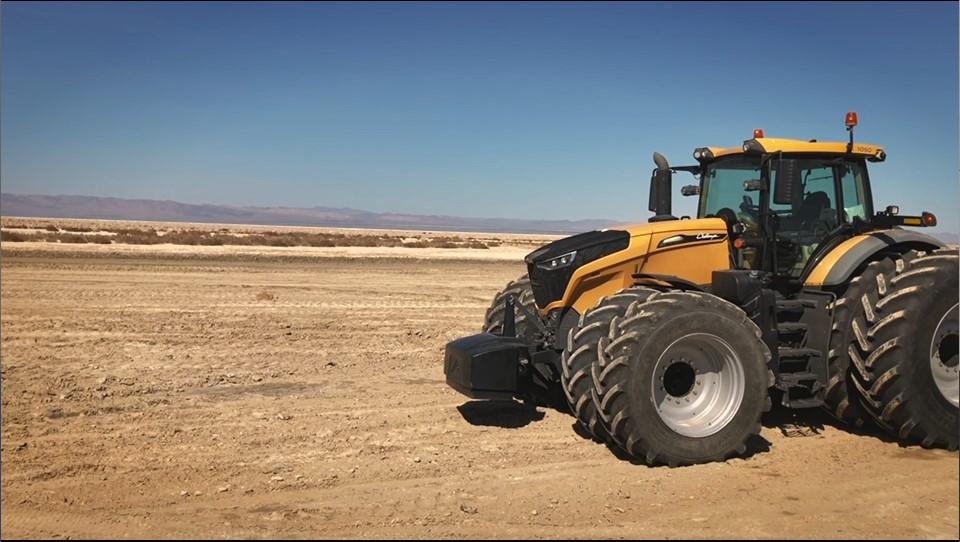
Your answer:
[525,229,631,269]
[525,218,729,311]
[524,218,728,266]
[617,218,729,239]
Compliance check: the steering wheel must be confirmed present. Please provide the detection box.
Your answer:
[739,195,761,222]
[714,208,740,229]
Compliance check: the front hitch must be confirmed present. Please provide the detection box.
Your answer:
[444,332,530,400]
[502,294,516,337]
[444,293,560,404]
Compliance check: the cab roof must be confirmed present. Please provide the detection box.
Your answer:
[700,137,887,163]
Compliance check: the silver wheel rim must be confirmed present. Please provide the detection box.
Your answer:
[930,303,959,407]
[651,333,745,438]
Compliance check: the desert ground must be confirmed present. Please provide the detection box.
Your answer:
[1,224,957,539]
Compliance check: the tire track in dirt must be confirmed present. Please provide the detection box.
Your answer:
[2,246,957,539]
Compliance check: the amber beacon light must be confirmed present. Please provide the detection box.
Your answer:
[845,111,858,128]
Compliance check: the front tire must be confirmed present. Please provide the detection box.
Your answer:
[481,275,561,407]
[482,275,537,340]
[561,287,658,442]
[593,291,772,466]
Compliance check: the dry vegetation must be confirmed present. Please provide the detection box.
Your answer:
[0,219,510,249]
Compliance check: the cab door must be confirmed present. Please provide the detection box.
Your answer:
[769,157,870,277]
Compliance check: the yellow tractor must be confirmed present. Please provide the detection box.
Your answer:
[444,112,958,466]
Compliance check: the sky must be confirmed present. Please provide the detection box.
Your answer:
[2,1,958,232]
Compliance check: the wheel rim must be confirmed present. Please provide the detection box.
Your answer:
[930,303,959,407]
[651,333,745,438]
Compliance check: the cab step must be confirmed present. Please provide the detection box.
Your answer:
[776,299,817,311]
[778,372,820,385]
[783,397,824,409]
[778,347,821,360]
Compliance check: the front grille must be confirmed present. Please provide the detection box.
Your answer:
[525,230,630,308]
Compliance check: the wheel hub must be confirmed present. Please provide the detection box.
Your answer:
[663,360,697,398]
[652,333,745,438]
[931,303,959,407]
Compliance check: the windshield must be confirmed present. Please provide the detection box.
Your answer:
[698,154,873,277]
[698,156,762,224]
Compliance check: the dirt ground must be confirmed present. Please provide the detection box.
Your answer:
[1,243,957,539]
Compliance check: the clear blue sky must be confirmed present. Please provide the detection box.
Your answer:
[2,1,958,232]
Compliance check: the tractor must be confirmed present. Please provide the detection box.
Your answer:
[443,112,958,466]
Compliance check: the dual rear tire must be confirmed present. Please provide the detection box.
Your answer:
[847,249,959,449]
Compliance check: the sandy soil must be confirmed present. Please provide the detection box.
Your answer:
[1,243,957,539]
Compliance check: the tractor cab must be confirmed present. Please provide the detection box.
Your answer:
[693,139,878,278]
[670,114,935,287]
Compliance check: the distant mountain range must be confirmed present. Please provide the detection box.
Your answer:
[2,193,957,243]
[0,193,618,234]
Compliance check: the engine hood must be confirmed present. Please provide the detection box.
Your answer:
[525,218,729,264]
[524,229,630,266]
[524,218,730,312]
[617,217,729,239]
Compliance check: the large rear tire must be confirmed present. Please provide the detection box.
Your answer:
[593,291,772,466]
[561,287,658,442]
[823,257,897,427]
[850,248,959,449]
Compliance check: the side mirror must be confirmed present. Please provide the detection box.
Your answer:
[648,168,672,212]
[681,185,700,196]
[773,158,800,205]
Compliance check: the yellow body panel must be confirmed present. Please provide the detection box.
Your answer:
[538,133,892,314]
[643,226,731,284]
[540,218,730,315]
[802,234,872,287]
[708,138,885,159]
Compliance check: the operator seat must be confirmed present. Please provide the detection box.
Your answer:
[798,191,831,230]
[793,191,838,274]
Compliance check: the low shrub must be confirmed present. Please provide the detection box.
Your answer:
[1,231,27,242]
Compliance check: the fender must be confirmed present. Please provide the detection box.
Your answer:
[803,229,944,288]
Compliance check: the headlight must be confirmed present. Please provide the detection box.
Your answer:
[536,250,577,270]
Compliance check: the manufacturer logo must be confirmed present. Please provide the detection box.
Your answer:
[658,232,728,248]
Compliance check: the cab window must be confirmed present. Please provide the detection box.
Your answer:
[699,156,762,227]
[840,162,870,222]
[770,158,861,277]
[699,156,764,269]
